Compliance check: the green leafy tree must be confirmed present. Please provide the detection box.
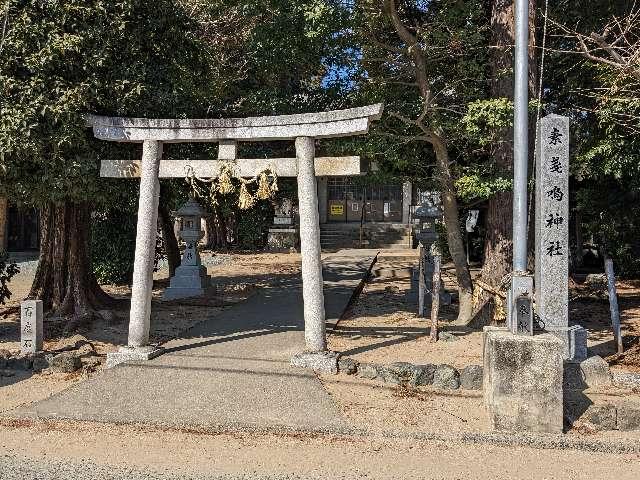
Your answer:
[174,0,353,249]
[348,0,491,323]
[0,0,212,318]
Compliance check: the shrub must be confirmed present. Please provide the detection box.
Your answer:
[0,252,20,304]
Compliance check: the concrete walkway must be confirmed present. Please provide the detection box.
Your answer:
[6,251,376,432]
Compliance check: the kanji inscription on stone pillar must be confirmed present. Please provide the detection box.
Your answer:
[535,115,569,330]
[535,115,586,360]
[21,300,43,354]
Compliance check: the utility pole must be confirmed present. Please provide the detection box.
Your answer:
[509,0,535,335]
[513,0,529,271]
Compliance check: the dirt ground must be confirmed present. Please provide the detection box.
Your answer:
[3,419,640,480]
[323,260,640,439]
[328,283,480,369]
[329,265,640,374]
[572,279,640,373]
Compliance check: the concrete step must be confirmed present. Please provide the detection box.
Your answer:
[320,225,412,250]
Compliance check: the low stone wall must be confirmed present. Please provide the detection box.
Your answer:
[0,336,101,377]
[337,357,483,391]
[337,354,640,432]
[565,396,640,432]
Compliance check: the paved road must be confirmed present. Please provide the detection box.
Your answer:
[2,423,639,480]
[0,455,310,480]
[5,253,374,432]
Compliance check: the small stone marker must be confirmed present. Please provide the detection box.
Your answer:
[534,115,586,360]
[20,300,43,354]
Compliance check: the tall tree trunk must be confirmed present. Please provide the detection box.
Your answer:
[29,201,113,324]
[432,136,474,324]
[204,206,229,250]
[382,0,474,323]
[474,0,536,325]
[158,188,180,277]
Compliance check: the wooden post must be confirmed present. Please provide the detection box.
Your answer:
[418,243,425,317]
[604,256,623,354]
[430,246,441,342]
[575,209,584,268]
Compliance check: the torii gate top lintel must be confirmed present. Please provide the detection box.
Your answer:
[86,103,384,143]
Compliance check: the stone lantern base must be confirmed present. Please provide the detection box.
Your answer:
[267,227,299,251]
[162,264,211,301]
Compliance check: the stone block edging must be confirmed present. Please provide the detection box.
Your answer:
[337,357,483,391]
[612,370,640,390]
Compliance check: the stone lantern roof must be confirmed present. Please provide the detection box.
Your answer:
[175,197,206,218]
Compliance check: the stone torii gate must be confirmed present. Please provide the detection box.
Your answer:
[87,105,383,369]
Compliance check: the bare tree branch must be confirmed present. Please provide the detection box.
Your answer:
[550,8,640,82]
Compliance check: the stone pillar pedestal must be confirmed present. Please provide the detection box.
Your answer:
[483,328,564,434]
[267,227,299,251]
[106,345,164,369]
[163,232,211,300]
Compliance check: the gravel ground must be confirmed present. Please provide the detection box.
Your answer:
[0,455,311,480]
[7,256,39,275]
[6,251,232,275]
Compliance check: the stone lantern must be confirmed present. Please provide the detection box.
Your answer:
[267,197,299,251]
[162,196,211,300]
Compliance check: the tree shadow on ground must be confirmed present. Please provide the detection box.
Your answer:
[0,369,33,389]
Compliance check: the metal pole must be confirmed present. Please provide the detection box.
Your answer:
[513,0,529,272]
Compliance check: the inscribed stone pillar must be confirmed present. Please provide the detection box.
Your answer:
[128,140,162,348]
[20,300,43,355]
[535,115,586,360]
[402,181,412,224]
[295,137,326,352]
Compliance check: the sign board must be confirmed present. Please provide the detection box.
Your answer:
[273,216,293,225]
[330,204,344,216]
[466,210,479,232]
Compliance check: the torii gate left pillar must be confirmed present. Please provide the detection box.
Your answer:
[88,105,383,370]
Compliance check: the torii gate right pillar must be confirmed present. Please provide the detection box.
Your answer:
[290,136,340,373]
[295,137,326,352]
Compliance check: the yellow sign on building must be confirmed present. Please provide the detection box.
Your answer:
[330,204,344,215]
